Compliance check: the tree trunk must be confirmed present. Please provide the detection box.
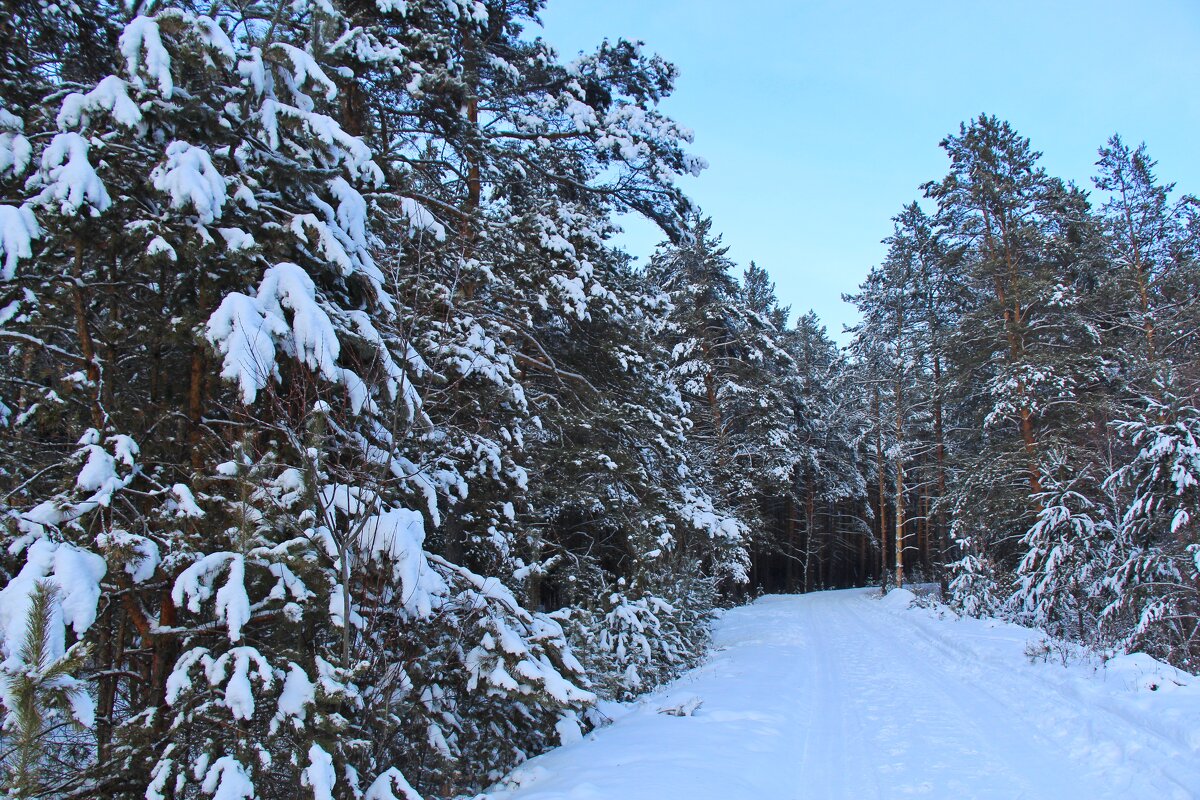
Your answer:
[894,294,906,588]
[785,495,796,592]
[803,487,816,593]
[874,386,888,585]
[933,352,948,583]
[72,239,104,428]
[458,89,482,300]
[1119,180,1156,362]
[894,413,905,589]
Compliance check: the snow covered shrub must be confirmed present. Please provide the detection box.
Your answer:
[375,557,594,796]
[1102,391,1200,671]
[947,539,1002,618]
[557,569,716,702]
[1021,635,1083,667]
[1010,467,1118,642]
[564,587,685,700]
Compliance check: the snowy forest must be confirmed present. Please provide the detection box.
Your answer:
[0,0,1198,798]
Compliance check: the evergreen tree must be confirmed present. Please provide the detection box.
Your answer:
[924,116,1109,606]
[1103,387,1200,670]
[783,312,868,592]
[1094,135,1199,389]
[646,217,799,585]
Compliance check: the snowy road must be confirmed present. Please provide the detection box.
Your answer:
[485,588,1200,800]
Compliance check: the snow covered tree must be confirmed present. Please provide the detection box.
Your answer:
[0,0,769,793]
[778,312,868,592]
[645,217,799,582]
[847,202,963,587]
[929,117,1093,499]
[0,2,644,795]
[13,4,1200,794]
[923,116,1111,607]
[848,207,927,586]
[1090,135,1200,412]
[512,251,732,683]
[1103,388,1200,670]
[340,0,730,726]
[1011,464,1118,642]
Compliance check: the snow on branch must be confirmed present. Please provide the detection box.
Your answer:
[206,292,287,405]
[257,262,342,383]
[172,552,252,642]
[0,107,32,178]
[0,205,39,280]
[151,141,228,226]
[0,539,107,727]
[33,133,111,217]
[120,16,175,98]
[58,76,143,131]
[271,42,339,102]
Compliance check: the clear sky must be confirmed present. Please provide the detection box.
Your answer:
[536,0,1200,344]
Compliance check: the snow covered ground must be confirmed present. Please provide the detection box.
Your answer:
[480,588,1200,799]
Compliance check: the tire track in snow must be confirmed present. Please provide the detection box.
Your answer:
[799,593,885,800]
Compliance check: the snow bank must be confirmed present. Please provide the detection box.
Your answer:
[878,586,916,609]
[1101,652,1192,694]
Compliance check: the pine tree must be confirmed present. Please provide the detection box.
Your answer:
[847,202,960,586]
[1011,464,1118,642]
[925,116,1110,607]
[1094,135,1199,389]
[646,217,801,586]
[1103,387,1200,670]
[783,312,868,591]
[0,580,96,797]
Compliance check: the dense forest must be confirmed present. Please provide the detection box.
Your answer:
[0,0,1197,798]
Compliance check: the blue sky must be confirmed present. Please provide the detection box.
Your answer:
[536,0,1200,344]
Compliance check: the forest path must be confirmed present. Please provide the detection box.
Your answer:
[483,588,1200,800]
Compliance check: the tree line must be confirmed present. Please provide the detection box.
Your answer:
[847,115,1200,675]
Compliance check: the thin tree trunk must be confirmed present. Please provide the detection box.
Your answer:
[457,93,482,300]
[186,271,211,469]
[894,294,906,587]
[933,352,948,583]
[149,588,177,735]
[916,482,925,576]
[894,403,905,589]
[94,605,115,768]
[981,205,1042,498]
[785,495,796,592]
[1119,180,1156,361]
[802,487,816,592]
[874,386,888,585]
[72,239,104,428]
[704,369,724,445]
[857,524,867,586]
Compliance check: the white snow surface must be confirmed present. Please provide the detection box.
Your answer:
[484,588,1200,800]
